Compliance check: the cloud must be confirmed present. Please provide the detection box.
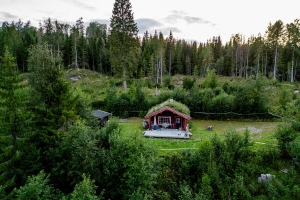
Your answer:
[89,19,110,25]
[71,0,96,11]
[184,16,216,26]
[84,19,110,29]
[164,10,216,26]
[164,11,186,23]
[97,19,110,25]
[136,18,162,33]
[2,0,18,4]
[0,12,19,20]
[159,27,181,35]
[86,18,163,34]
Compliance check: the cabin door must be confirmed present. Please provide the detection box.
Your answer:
[175,117,181,129]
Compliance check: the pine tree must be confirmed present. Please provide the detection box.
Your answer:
[285,19,300,82]
[76,17,88,69]
[174,39,183,74]
[109,0,139,89]
[166,31,175,75]
[266,20,284,79]
[86,22,108,72]
[0,47,27,188]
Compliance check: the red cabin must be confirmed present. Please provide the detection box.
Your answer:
[144,100,191,131]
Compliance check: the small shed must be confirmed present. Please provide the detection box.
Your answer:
[92,110,112,127]
[144,99,191,131]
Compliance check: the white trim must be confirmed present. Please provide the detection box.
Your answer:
[158,116,171,125]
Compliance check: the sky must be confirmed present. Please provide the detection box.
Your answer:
[0,0,299,43]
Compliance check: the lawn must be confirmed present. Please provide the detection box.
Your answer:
[117,117,281,155]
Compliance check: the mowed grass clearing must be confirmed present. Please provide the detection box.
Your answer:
[116,117,281,155]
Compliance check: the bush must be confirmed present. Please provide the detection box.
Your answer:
[14,171,59,200]
[275,123,299,157]
[279,89,293,111]
[183,77,195,90]
[163,75,174,89]
[211,92,234,113]
[202,69,218,89]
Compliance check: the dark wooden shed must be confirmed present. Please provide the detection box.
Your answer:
[92,110,112,127]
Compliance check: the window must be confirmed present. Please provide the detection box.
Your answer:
[158,117,171,125]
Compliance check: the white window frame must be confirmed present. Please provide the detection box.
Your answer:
[158,116,171,125]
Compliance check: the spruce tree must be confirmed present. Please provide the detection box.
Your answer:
[166,31,175,75]
[109,0,139,89]
[0,47,27,188]
[28,44,77,134]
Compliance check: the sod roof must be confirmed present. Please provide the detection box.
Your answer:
[145,99,191,119]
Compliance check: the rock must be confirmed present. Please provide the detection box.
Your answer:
[258,173,275,183]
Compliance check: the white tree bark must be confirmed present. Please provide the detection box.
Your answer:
[273,44,278,79]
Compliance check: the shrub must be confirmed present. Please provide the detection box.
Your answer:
[202,69,218,89]
[279,89,293,111]
[163,75,174,89]
[211,92,234,113]
[275,123,299,157]
[183,77,195,90]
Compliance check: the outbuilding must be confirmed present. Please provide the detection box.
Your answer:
[92,110,112,127]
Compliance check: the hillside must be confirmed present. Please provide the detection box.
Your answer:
[66,69,300,120]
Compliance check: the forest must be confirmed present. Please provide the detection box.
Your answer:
[0,0,300,199]
[0,13,300,82]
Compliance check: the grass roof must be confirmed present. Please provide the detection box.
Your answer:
[146,99,190,116]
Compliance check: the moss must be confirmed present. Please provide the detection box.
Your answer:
[146,99,190,116]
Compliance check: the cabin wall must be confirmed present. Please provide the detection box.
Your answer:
[149,111,187,130]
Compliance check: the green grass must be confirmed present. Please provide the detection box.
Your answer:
[117,117,281,155]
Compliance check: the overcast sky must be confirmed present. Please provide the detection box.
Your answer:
[1,0,299,43]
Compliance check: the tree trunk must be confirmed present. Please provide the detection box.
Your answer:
[50,46,53,63]
[74,33,78,71]
[235,49,238,76]
[273,44,278,79]
[257,52,260,78]
[240,47,243,77]
[291,51,294,82]
[169,50,172,75]
[246,47,249,78]
[265,52,268,77]
[57,44,60,70]
[156,54,159,85]
[92,48,95,71]
[294,59,297,81]
[160,52,163,85]
[123,66,127,89]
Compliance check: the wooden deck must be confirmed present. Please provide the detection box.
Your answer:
[143,129,192,139]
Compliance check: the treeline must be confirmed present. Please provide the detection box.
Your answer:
[0,18,300,81]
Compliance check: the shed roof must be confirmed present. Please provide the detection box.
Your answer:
[92,110,112,119]
[145,106,191,120]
